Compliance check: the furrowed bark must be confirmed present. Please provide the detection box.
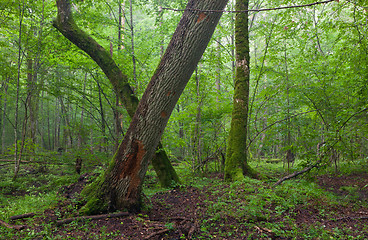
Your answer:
[80,0,228,214]
[53,0,178,188]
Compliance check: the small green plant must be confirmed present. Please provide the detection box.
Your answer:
[165,222,175,230]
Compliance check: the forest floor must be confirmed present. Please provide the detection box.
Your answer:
[1,159,368,239]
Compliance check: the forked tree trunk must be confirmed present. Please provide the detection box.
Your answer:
[225,0,256,181]
[79,0,228,214]
[53,0,179,188]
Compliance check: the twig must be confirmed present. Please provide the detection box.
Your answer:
[170,216,191,221]
[163,0,335,13]
[144,229,170,239]
[188,223,197,239]
[0,219,26,230]
[326,216,368,222]
[10,213,35,221]
[55,212,129,226]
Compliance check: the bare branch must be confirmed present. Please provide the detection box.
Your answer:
[163,0,335,13]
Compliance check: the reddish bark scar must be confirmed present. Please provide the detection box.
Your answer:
[119,139,146,197]
[119,139,145,181]
[197,13,207,23]
[166,91,176,96]
[161,111,168,118]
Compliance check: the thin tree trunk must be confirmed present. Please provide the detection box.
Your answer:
[96,79,107,152]
[78,0,228,214]
[176,105,185,160]
[89,104,94,153]
[47,96,51,150]
[78,73,87,148]
[59,97,72,150]
[192,67,203,171]
[13,1,26,180]
[129,0,137,91]
[1,79,8,154]
[26,55,40,158]
[118,0,125,51]
[158,1,164,56]
[115,4,124,152]
[53,0,180,188]
[54,100,60,150]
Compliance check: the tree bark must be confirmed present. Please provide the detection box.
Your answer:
[225,0,256,181]
[79,0,228,214]
[53,0,179,188]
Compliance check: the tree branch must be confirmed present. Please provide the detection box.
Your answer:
[163,0,335,13]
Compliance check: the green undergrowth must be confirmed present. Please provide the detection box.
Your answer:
[1,156,368,239]
[192,158,368,239]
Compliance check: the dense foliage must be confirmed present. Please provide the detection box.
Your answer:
[0,0,367,185]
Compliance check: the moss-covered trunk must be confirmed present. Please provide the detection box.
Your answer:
[80,0,228,214]
[225,0,256,181]
[53,0,178,188]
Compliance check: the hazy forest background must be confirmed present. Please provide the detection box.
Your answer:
[1,0,368,239]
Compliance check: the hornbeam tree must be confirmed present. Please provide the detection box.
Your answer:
[53,0,179,188]
[225,0,257,181]
[56,0,228,213]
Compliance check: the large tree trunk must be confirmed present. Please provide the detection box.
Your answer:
[53,0,178,188]
[225,0,256,181]
[79,0,228,214]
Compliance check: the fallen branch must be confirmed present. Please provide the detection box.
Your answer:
[10,213,35,221]
[273,137,342,186]
[326,216,368,222]
[55,212,129,226]
[0,219,26,230]
[273,159,322,186]
[144,229,170,240]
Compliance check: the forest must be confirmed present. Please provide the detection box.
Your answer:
[1,0,368,239]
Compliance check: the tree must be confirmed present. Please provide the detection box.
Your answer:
[53,0,179,188]
[225,0,256,181]
[77,0,229,214]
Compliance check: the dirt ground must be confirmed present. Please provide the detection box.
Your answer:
[5,172,368,239]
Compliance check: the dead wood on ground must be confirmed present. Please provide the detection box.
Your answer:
[0,219,26,230]
[55,212,129,226]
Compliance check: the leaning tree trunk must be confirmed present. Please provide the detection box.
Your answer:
[225,0,256,181]
[53,0,179,188]
[79,0,228,214]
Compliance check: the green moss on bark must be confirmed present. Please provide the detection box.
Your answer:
[79,152,118,215]
[80,176,109,215]
[225,0,257,181]
[152,143,180,188]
